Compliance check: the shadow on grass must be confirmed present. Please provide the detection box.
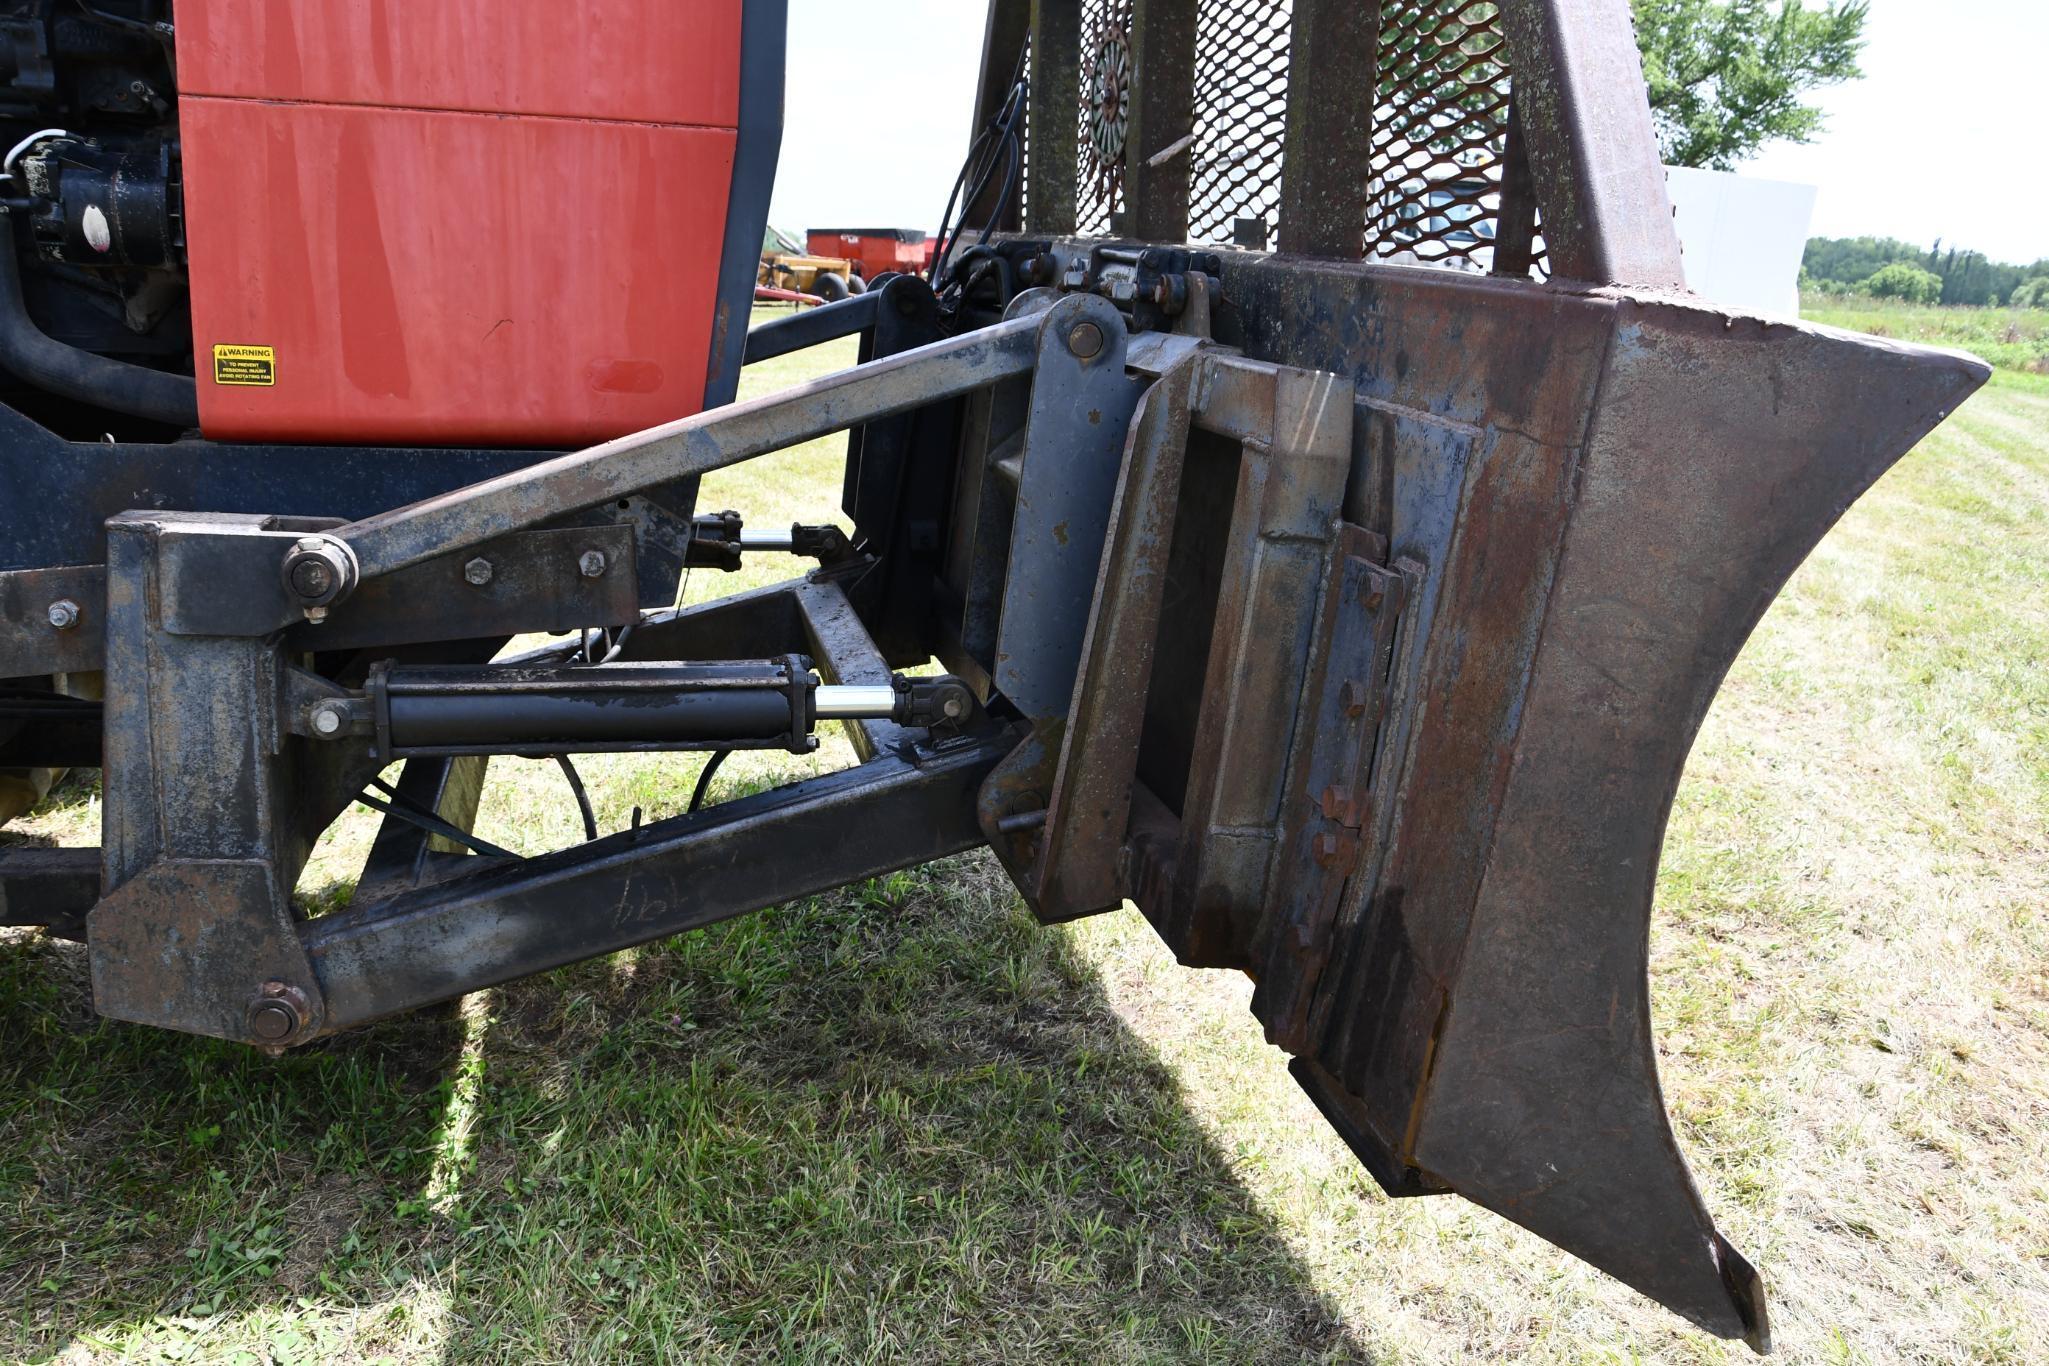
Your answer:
[0,853,1366,1363]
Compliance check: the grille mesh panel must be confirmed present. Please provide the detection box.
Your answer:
[1020,0,1544,274]
[1188,0,1293,245]
[1363,0,1541,271]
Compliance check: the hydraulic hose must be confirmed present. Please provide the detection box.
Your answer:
[0,225,199,428]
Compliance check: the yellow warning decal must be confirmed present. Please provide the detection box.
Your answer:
[212,344,276,387]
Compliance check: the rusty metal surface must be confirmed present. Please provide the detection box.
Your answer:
[1277,0,1378,258]
[10,1,1996,1352]
[1405,300,1987,1350]
[1159,357,1353,966]
[1249,524,1403,1051]
[0,563,106,677]
[1495,0,1684,286]
[1120,0,1196,242]
[1034,352,1199,919]
[90,515,350,1044]
[969,0,1032,233]
[1027,0,1083,235]
[795,580,920,761]
[309,728,1021,1035]
[1207,252,1984,1345]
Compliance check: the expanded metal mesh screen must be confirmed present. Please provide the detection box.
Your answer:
[1024,0,1541,274]
[1363,0,1537,271]
[1186,0,1293,246]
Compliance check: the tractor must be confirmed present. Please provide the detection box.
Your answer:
[0,0,1988,1351]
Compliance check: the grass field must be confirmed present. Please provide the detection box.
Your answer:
[1803,294,2049,374]
[2,315,2045,1363]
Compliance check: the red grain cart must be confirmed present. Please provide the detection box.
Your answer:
[805,228,930,283]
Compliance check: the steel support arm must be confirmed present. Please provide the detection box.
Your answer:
[301,728,1017,1035]
[335,312,1047,581]
[742,291,883,365]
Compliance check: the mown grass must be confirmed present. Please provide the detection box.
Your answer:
[1,321,2045,1362]
[1804,294,2049,373]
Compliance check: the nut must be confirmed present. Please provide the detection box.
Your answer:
[1337,681,1369,717]
[46,599,79,630]
[463,557,494,586]
[1067,321,1105,360]
[578,549,608,579]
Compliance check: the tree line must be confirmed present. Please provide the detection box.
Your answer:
[1802,237,2049,308]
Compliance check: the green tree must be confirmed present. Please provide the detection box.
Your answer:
[1864,263,1942,305]
[1633,0,1869,169]
[2011,277,2049,310]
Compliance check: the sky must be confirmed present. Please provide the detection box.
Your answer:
[1744,0,2048,264]
[769,0,2049,267]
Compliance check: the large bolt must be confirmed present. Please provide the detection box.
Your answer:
[288,558,334,599]
[578,549,608,579]
[1067,321,1105,359]
[464,557,494,586]
[281,536,358,623]
[46,599,79,630]
[1311,830,1359,872]
[309,701,348,738]
[246,980,307,1044]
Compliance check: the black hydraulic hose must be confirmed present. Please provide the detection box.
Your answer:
[554,754,599,842]
[688,749,729,814]
[0,225,199,427]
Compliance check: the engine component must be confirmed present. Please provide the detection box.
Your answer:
[17,134,180,267]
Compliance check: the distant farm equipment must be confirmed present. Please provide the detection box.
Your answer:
[805,228,935,284]
[760,224,863,302]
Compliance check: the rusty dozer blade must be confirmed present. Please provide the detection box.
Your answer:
[977,262,1988,1351]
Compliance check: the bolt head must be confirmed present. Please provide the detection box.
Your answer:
[289,559,334,598]
[578,550,608,579]
[310,703,346,737]
[1067,321,1105,360]
[463,557,494,586]
[248,1000,297,1042]
[46,598,79,630]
